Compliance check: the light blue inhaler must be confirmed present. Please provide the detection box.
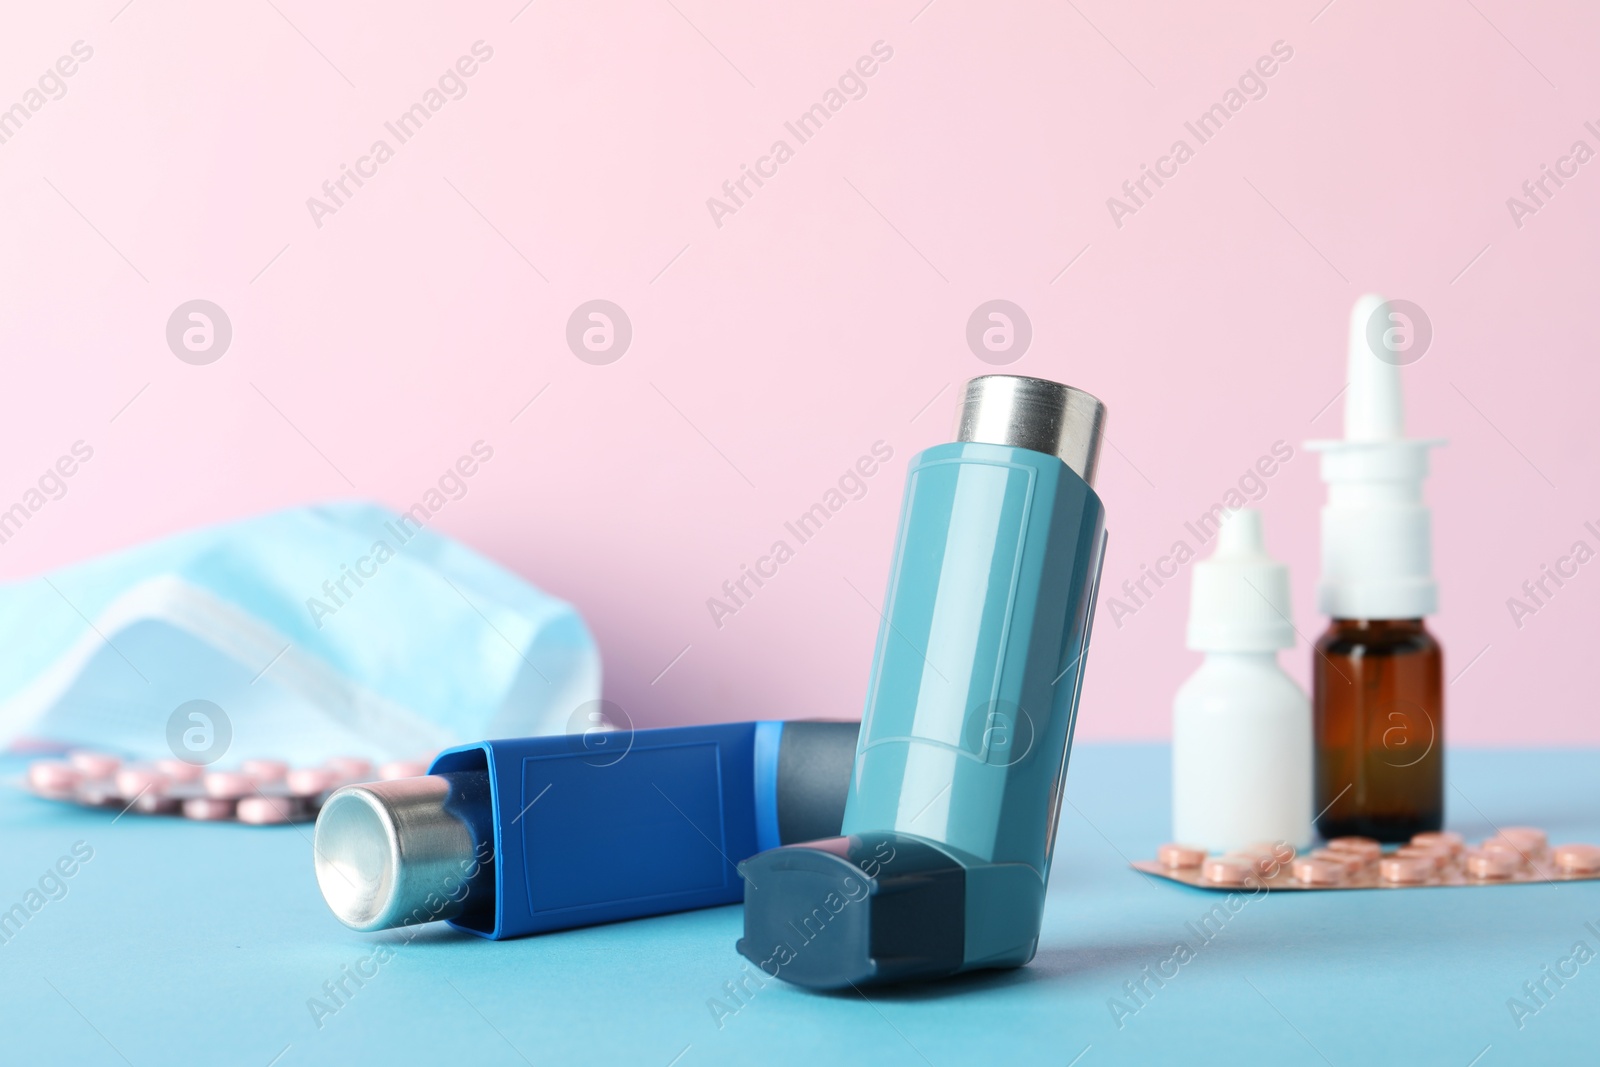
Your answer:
[737,375,1108,989]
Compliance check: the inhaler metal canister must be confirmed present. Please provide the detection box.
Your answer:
[737,375,1108,989]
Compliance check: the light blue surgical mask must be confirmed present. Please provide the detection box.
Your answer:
[0,503,599,765]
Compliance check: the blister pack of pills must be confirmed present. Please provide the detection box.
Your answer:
[21,750,433,826]
[1137,829,1600,890]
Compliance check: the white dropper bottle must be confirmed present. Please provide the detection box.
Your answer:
[1172,508,1313,852]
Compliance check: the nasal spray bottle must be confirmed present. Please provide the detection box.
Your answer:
[1307,295,1445,841]
[738,375,1108,989]
[1171,509,1312,852]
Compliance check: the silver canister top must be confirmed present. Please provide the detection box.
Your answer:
[314,774,484,932]
[955,375,1106,487]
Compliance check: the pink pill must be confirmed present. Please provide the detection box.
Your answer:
[1224,850,1285,878]
[1378,856,1432,885]
[1325,837,1381,862]
[1499,826,1548,854]
[182,797,237,821]
[323,756,373,782]
[237,796,300,825]
[203,771,254,799]
[156,759,205,783]
[1201,857,1256,886]
[1292,858,1344,885]
[1551,844,1600,875]
[114,768,168,800]
[68,751,120,778]
[1157,843,1207,869]
[1310,848,1366,876]
[1410,831,1464,856]
[1465,850,1517,880]
[1394,844,1451,871]
[242,759,289,784]
[379,760,431,781]
[28,760,82,796]
[1249,841,1296,862]
[286,768,337,796]
[1482,837,1533,865]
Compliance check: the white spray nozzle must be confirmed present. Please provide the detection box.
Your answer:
[1344,294,1405,441]
[1307,294,1443,620]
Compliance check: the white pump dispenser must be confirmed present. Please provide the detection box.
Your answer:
[1172,509,1313,851]
[1306,295,1444,620]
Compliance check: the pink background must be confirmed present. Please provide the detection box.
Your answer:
[2,1,1596,745]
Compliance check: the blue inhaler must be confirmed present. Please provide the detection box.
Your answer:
[312,720,856,938]
[737,375,1108,989]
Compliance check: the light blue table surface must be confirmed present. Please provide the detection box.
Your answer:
[2,743,1597,1067]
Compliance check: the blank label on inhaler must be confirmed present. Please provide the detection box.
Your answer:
[876,459,1033,757]
[521,742,732,914]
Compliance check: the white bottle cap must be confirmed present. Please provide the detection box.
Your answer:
[1186,509,1294,652]
[1306,295,1444,619]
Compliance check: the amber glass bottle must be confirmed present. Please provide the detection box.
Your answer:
[1312,618,1443,841]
